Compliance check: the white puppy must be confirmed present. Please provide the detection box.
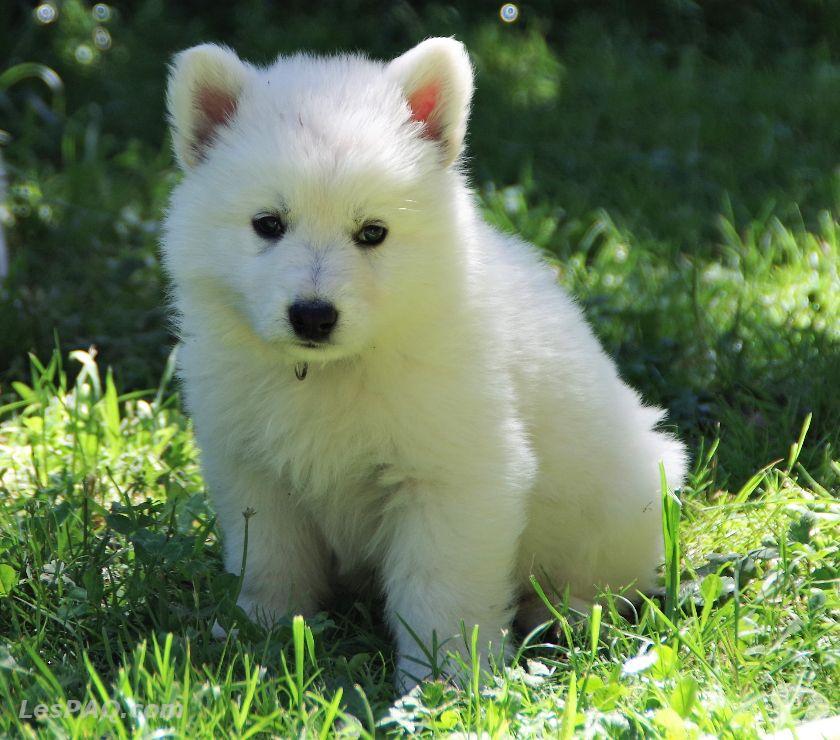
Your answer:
[162,38,687,687]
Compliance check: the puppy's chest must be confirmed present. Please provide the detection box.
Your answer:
[304,466,401,573]
[248,379,409,568]
[236,374,400,495]
[198,356,428,563]
[273,415,404,572]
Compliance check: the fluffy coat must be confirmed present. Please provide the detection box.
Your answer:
[162,38,687,687]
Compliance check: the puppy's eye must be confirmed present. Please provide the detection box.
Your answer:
[252,214,286,240]
[355,222,388,247]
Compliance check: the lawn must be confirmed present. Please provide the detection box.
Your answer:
[1,1,838,736]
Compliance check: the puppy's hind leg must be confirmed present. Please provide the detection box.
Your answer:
[590,427,687,602]
[520,416,687,628]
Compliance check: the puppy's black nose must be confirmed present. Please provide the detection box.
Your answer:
[288,299,339,342]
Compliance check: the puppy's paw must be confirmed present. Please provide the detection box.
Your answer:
[394,641,512,695]
[211,592,286,640]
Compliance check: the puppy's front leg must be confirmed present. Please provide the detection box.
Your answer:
[206,459,330,628]
[382,475,526,690]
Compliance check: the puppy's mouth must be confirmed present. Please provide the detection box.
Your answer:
[295,341,326,349]
[286,339,347,382]
[285,338,349,362]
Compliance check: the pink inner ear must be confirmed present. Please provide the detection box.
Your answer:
[197,87,238,127]
[407,81,442,140]
[193,87,238,153]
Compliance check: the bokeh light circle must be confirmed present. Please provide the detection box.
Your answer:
[500,3,519,23]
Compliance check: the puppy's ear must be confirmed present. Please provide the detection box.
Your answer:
[387,37,474,167]
[166,44,249,169]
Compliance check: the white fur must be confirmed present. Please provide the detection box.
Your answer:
[162,38,687,688]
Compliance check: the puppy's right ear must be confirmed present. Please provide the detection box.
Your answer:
[166,44,249,169]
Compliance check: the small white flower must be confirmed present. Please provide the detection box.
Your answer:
[40,560,76,587]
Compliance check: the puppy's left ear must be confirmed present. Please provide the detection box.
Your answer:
[387,37,474,167]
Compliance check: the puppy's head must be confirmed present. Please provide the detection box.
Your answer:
[163,39,474,364]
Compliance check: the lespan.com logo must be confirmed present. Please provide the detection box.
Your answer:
[18,699,183,721]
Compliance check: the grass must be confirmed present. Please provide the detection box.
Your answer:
[1,1,839,736]
[0,350,836,736]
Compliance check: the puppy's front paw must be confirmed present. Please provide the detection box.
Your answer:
[211,592,286,640]
[394,639,513,695]
[395,656,462,695]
